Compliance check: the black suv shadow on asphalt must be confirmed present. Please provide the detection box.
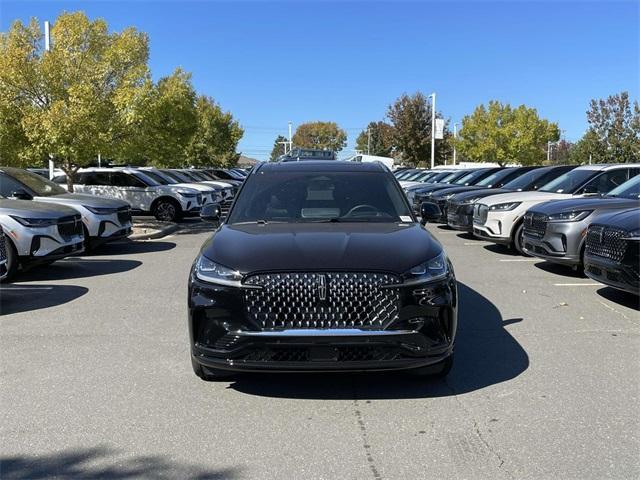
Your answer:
[225,282,529,400]
[91,240,176,256]
[0,446,237,480]
[0,284,89,315]
[14,258,142,282]
[596,287,640,311]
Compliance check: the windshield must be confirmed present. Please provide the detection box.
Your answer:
[440,171,469,184]
[164,170,192,183]
[140,170,170,185]
[453,169,489,185]
[412,171,435,182]
[187,171,209,181]
[539,170,597,193]
[2,167,67,196]
[475,168,515,187]
[607,175,640,199]
[502,167,551,191]
[404,170,426,181]
[228,171,412,224]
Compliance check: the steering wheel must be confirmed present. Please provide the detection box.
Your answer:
[344,204,380,217]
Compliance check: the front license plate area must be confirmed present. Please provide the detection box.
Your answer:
[309,346,338,361]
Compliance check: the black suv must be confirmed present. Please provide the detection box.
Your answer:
[584,208,640,295]
[188,161,457,379]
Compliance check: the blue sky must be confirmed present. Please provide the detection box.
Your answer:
[1,1,638,161]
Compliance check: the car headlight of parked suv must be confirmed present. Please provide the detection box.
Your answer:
[489,202,521,211]
[403,252,449,285]
[195,255,243,286]
[83,205,119,215]
[9,216,57,228]
[176,190,199,198]
[547,210,593,222]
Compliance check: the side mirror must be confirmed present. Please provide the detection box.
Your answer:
[420,202,441,225]
[200,203,221,223]
[11,189,32,200]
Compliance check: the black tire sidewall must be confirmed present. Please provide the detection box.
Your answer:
[154,199,181,223]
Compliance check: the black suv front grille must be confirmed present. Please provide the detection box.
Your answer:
[243,272,400,330]
[117,207,132,225]
[524,212,547,238]
[586,225,628,263]
[57,215,83,240]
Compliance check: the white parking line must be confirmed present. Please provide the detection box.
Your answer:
[553,283,600,287]
[499,259,538,262]
[463,242,490,245]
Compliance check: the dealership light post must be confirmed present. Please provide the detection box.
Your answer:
[44,21,56,180]
[429,92,436,169]
[288,121,293,153]
[453,123,458,165]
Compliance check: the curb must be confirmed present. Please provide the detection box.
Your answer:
[130,223,181,241]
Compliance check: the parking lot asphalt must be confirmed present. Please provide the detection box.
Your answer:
[1,224,638,480]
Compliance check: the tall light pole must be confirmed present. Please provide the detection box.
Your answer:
[429,92,436,169]
[453,122,458,166]
[367,127,371,155]
[44,21,55,180]
[288,121,292,154]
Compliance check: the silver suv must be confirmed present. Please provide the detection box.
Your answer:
[1,167,132,249]
[0,199,84,280]
[55,168,204,222]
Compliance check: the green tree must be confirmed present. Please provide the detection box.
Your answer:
[455,101,559,166]
[569,130,605,164]
[355,121,395,156]
[185,95,243,168]
[292,121,347,152]
[585,91,640,163]
[386,92,451,166]
[0,13,150,190]
[269,135,289,161]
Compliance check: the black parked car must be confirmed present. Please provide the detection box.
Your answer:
[447,165,577,232]
[189,161,458,380]
[584,207,640,295]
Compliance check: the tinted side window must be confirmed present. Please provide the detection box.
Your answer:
[581,169,630,194]
[0,174,28,197]
[533,168,569,190]
[111,172,146,188]
[81,172,112,186]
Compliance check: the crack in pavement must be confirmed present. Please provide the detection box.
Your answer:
[444,378,514,479]
[352,378,383,480]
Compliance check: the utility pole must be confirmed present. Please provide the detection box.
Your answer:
[288,121,293,154]
[367,127,371,155]
[97,152,101,167]
[453,123,458,166]
[547,140,551,163]
[44,21,55,180]
[429,92,436,169]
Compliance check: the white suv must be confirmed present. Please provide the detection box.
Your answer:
[55,168,204,222]
[136,168,223,205]
[473,164,640,254]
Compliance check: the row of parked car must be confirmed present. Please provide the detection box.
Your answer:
[0,166,248,282]
[396,164,640,296]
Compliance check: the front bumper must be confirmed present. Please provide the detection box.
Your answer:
[473,210,518,245]
[522,221,586,267]
[188,272,457,373]
[584,251,640,295]
[447,203,475,232]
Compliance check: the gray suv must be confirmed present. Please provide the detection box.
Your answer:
[1,167,132,249]
[523,175,640,269]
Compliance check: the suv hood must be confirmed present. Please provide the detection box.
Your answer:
[34,193,129,209]
[530,197,640,215]
[0,199,78,218]
[170,182,220,192]
[480,190,576,206]
[451,188,510,203]
[431,185,487,199]
[201,223,442,275]
[592,207,640,231]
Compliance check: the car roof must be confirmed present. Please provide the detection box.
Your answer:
[574,163,640,171]
[255,161,388,173]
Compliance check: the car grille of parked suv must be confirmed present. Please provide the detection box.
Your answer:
[57,215,83,240]
[474,204,489,224]
[117,207,132,225]
[586,226,628,263]
[523,212,547,238]
[243,272,401,330]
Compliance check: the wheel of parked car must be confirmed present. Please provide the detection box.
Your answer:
[191,356,235,381]
[408,354,454,378]
[153,198,181,222]
[1,238,19,283]
[513,222,530,256]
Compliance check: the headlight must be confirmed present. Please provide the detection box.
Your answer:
[9,216,57,228]
[176,190,198,198]
[489,202,521,211]
[403,252,449,285]
[195,255,243,286]
[547,210,593,222]
[83,205,119,215]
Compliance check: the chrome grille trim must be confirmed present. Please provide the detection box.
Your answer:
[474,204,489,225]
[523,212,547,238]
[243,272,400,330]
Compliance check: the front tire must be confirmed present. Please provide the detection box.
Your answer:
[191,356,236,381]
[513,223,529,256]
[408,354,454,378]
[154,198,181,223]
[1,238,19,282]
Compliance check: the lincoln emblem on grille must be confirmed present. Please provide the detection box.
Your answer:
[316,274,327,301]
[598,228,605,244]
